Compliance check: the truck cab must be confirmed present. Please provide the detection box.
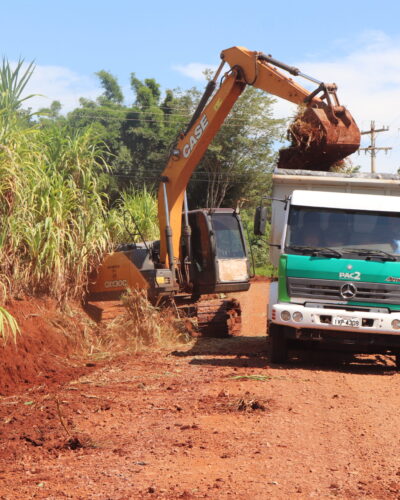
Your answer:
[266,169,400,366]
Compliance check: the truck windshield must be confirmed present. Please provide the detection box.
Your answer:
[211,213,246,259]
[285,206,400,257]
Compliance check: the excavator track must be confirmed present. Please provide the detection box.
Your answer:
[194,298,242,337]
[84,295,242,338]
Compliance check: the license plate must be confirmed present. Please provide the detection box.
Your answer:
[332,316,360,328]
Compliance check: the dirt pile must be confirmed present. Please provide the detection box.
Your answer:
[0,286,197,396]
[0,298,98,396]
[278,107,328,170]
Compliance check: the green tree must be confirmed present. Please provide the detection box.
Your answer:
[120,76,191,188]
[187,86,285,209]
[66,72,127,193]
[37,100,65,126]
[96,70,124,105]
[65,72,190,198]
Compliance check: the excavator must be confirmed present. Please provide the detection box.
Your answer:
[87,46,360,335]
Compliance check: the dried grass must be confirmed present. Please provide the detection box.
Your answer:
[287,105,324,150]
[0,306,20,345]
[100,289,191,353]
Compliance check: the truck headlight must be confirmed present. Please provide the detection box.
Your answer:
[293,311,303,322]
[392,319,400,330]
[280,310,291,321]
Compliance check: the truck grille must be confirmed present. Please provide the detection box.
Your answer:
[287,277,400,304]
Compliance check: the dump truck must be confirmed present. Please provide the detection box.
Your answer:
[257,168,400,365]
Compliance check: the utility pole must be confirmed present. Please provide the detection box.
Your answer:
[359,120,392,173]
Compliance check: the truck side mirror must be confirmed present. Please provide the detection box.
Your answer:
[254,206,268,235]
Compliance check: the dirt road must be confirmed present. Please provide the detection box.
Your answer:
[1,280,400,499]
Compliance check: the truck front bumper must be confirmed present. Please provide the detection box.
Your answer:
[272,303,400,336]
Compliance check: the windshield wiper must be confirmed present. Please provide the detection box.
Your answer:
[343,248,397,261]
[286,245,342,258]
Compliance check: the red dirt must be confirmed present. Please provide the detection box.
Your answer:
[0,298,98,396]
[1,281,400,498]
[232,278,269,335]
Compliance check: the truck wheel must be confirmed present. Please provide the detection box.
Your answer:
[269,323,288,364]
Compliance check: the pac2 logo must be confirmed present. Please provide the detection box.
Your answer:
[339,271,361,281]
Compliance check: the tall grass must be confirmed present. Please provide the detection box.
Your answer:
[0,59,35,112]
[0,59,113,306]
[108,187,159,244]
[0,59,162,344]
[0,58,35,143]
[0,306,20,344]
[2,125,113,302]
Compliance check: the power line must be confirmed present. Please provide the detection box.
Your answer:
[109,167,271,177]
[111,174,271,185]
[64,110,280,127]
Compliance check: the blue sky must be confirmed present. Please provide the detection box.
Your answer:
[2,0,400,172]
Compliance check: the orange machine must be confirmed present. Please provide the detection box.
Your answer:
[88,46,360,335]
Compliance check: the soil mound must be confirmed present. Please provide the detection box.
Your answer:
[0,298,96,395]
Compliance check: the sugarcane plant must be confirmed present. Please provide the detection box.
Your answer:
[0,60,114,341]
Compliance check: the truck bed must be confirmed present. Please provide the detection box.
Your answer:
[273,169,400,197]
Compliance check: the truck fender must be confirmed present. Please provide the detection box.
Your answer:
[268,280,278,321]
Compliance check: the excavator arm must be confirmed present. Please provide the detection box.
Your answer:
[158,46,360,267]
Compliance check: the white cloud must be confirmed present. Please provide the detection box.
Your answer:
[20,63,101,113]
[176,32,400,174]
[172,62,218,81]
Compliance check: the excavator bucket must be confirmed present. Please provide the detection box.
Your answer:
[221,47,360,172]
[278,104,361,171]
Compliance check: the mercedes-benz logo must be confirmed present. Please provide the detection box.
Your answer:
[340,283,357,299]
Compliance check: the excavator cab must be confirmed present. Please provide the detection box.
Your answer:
[184,208,250,296]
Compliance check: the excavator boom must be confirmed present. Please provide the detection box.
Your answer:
[158,46,360,265]
[221,47,360,171]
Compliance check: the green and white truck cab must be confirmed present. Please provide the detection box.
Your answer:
[265,169,400,365]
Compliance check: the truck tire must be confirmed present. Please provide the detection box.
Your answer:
[269,323,288,364]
